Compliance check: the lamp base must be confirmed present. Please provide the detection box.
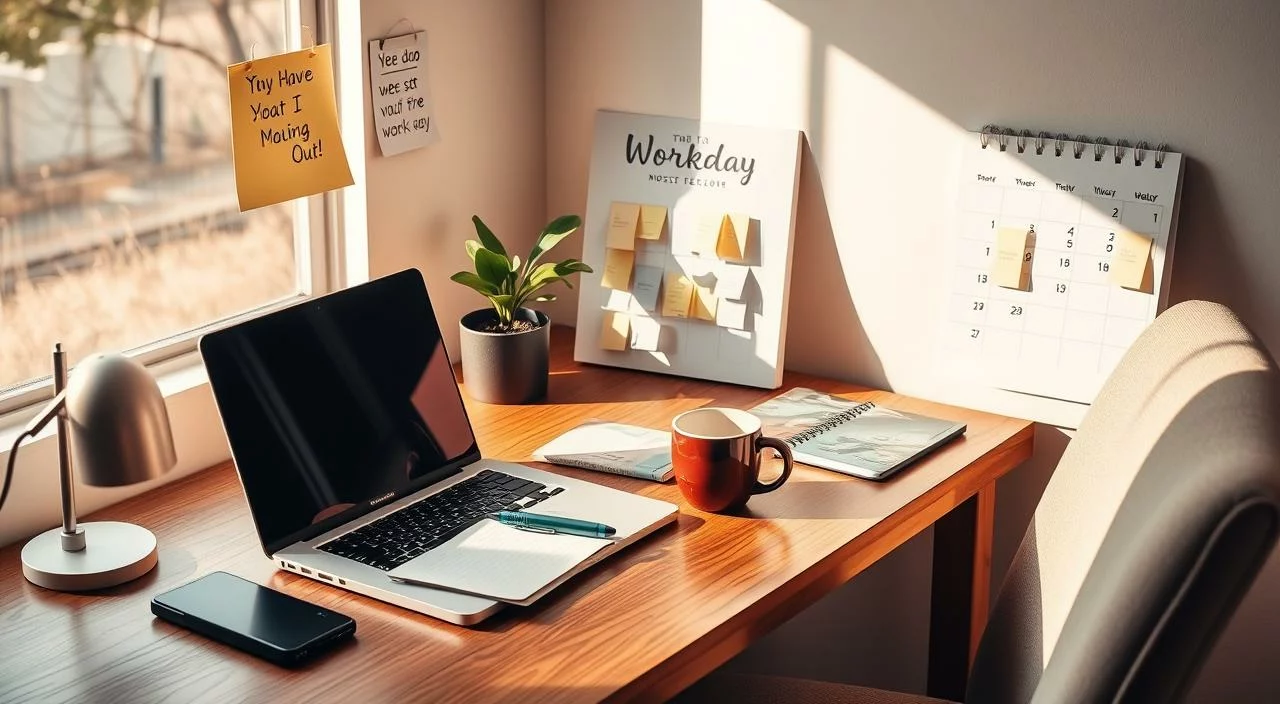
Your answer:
[21,521,158,591]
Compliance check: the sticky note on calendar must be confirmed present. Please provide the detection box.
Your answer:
[992,227,1034,290]
[632,265,663,311]
[606,202,641,250]
[600,248,635,290]
[1110,229,1153,291]
[638,205,667,240]
[630,316,662,351]
[661,272,695,318]
[599,311,631,351]
[603,288,632,312]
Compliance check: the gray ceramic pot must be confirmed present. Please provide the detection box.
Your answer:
[459,308,550,404]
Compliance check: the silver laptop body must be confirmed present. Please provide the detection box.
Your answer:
[200,269,676,626]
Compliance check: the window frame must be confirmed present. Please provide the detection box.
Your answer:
[0,0,336,418]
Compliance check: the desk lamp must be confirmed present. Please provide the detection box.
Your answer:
[1,344,176,591]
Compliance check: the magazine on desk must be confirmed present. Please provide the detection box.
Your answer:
[750,388,967,481]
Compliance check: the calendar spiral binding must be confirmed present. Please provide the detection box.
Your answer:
[979,124,1170,169]
[784,401,877,445]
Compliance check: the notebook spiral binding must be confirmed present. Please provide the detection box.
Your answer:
[786,401,877,445]
[979,124,1170,169]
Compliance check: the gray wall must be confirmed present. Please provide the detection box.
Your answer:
[546,1,1280,699]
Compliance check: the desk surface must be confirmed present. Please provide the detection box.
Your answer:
[0,327,1033,703]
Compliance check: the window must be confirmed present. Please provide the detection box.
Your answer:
[0,0,323,407]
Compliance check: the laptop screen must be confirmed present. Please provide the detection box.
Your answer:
[200,269,481,555]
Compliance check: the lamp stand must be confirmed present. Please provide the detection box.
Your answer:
[18,344,159,592]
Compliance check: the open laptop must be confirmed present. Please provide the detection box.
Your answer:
[199,268,678,626]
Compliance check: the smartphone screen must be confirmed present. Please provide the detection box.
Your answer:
[153,571,353,655]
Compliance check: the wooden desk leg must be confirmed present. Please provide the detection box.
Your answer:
[927,484,996,701]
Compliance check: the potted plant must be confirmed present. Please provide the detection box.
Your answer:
[451,214,592,404]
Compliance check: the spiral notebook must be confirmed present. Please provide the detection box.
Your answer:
[750,389,967,481]
[937,127,1186,425]
[532,421,674,482]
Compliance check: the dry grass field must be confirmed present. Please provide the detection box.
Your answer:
[0,209,296,389]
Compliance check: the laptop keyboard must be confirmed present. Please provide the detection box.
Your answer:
[317,469,563,571]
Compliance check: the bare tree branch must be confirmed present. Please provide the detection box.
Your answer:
[27,5,228,73]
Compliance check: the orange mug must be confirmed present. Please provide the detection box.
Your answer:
[671,407,794,513]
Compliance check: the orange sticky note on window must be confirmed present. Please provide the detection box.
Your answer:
[600,247,635,290]
[691,284,718,321]
[599,311,631,351]
[227,44,354,212]
[1110,229,1153,291]
[606,202,641,250]
[660,272,694,318]
[716,213,751,261]
[639,204,667,240]
[992,227,1034,290]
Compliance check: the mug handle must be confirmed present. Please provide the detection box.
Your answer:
[752,437,794,495]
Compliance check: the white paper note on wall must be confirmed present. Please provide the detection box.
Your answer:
[368,32,440,157]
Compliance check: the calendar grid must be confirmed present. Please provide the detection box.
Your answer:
[939,130,1183,409]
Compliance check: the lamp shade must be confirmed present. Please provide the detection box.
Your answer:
[65,353,176,487]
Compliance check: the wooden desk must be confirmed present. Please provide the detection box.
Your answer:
[0,328,1032,703]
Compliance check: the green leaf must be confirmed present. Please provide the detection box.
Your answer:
[464,240,482,261]
[526,214,582,269]
[534,294,557,302]
[450,271,499,296]
[554,259,593,275]
[474,247,511,289]
[472,215,506,257]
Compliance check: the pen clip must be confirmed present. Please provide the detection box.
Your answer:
[511,524,557,535]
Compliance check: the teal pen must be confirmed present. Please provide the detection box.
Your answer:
[489,510,616,538]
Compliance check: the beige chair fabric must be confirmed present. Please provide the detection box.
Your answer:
[676,301,1280,703]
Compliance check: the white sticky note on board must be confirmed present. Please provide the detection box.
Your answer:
[716,264,750,300]
[632,265,663,311]
[630,316,662,351]
[715,300,748,330]
[603,288,633,312]
[368,33,440,157]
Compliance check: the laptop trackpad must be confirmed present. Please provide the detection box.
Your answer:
[387,520,609,604]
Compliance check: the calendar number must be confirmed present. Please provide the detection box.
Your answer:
[1108,232,1116,241]
[1055,283,1068,293]
[1009,306,1023,316]
[970,329,981,339]
[984,246,990,255]
[1066,238,1074,248]
[1067,227,1075,235]
[973,301,985,311]
[990,219,995,228]
[977,273,988,283]
[1023,251,1033,262]
[1029,223,1036,233]
[1111,207,1120,218]
[1098,262,1110,272]
[1059,257,1071,268]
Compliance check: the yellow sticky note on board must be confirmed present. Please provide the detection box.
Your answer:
[606,202,641,250]
[227,45,354,212]
[693,213,724,255]
[716,213,751,261]
[639,205,667,240]
[599,311,631,351]
[600,248,635,290]
[992,227,1034,290]
[691,284,718,322]
[661,272,695,318]
[1111,230,1153,291]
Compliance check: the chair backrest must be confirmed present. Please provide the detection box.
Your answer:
[968,300,1280,704]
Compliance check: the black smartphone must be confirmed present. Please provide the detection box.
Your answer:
[151,571,356,667]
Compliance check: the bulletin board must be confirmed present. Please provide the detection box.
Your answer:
[573,110,802,389]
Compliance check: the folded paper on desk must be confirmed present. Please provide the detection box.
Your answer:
[533,421,674,482]
[388,485,676,604]
[750,388,967,481]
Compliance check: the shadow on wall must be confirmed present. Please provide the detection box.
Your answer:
[783,135,887,389]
